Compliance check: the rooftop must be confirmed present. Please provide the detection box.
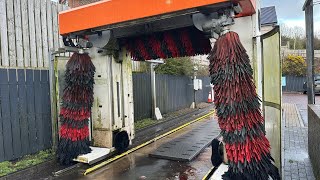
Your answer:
[261,6,278,26]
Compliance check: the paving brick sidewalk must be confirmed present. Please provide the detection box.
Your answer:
[282,103,315,180]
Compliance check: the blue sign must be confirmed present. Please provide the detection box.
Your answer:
[281,77,286,87]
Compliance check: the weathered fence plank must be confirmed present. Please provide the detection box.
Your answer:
[0,69,13,160]
[41,0,49,68]
[0,0,9,66]
[26,69,37,154]
[47,0,54,52]
[34,70,44,150]
[35,0,43,68]
[0,101,3,162]
[41,70,52,148]
[0,70,6,161]
[58,4,64,48]
[1,0,66,68]
[52,3,59,51]
[0,113,3,162]
[28,0,37,68]
[21,0,31,67]
[18,69,30,155]
[14,0,24,67]
[9,70,22,158]
[6,0,17,67]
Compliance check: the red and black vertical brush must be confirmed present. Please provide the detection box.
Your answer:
[209,32,280,180]
[57,52,95,165]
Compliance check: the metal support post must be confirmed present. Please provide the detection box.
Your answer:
[49,50,58,149]
[193,75,197,109]
[151,63,157,119]
[192,65,198,109]
[304,2,315,104]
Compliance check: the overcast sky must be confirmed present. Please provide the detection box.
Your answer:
[261,0,320,32]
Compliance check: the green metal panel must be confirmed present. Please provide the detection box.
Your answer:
[261,26,282,169]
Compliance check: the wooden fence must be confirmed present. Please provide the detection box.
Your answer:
[0,0,67,162]
[281,48,320,59]
[0,0,67,68]
[0,68,52,162]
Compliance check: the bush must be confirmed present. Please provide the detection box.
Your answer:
[282,55,306,76]
[155,57,194,76]
[196,65,209,76]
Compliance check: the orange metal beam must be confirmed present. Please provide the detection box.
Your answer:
[59,0,256,35]
[236,0,256,17]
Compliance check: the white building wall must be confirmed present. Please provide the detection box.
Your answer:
[229,7,263,99]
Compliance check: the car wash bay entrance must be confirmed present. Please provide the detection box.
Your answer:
[52,0,282,176]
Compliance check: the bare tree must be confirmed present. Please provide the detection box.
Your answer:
[281,24,305,38]
[315,30,320,38]
[280,23,306,49]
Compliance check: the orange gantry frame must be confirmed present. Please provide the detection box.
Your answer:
[59,0,256,35]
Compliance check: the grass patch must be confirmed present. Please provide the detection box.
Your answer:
[135,118,158,130]
[0,149,55,177]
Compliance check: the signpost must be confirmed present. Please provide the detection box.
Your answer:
[303,0,315,104]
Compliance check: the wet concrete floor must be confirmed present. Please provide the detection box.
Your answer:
[56,115,219,180]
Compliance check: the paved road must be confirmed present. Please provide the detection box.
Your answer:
[282,93,318,180]
[282,93,320,126]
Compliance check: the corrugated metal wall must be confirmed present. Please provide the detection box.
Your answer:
[0,68,52,162]
[282,76,306,92]
[155,74,194,115]
[133,73,152,120]
[133,73,211,120]
[196,77,211,103]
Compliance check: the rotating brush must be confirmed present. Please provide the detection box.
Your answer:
[122,27,211,61]
[57,52,95,165]
[209,32,280,180]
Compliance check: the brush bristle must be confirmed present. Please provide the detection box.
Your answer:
[122,27,211,61]
[57,53,95,165]
[209,32,280,180]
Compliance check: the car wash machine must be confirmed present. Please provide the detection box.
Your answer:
[54,0,280,179]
